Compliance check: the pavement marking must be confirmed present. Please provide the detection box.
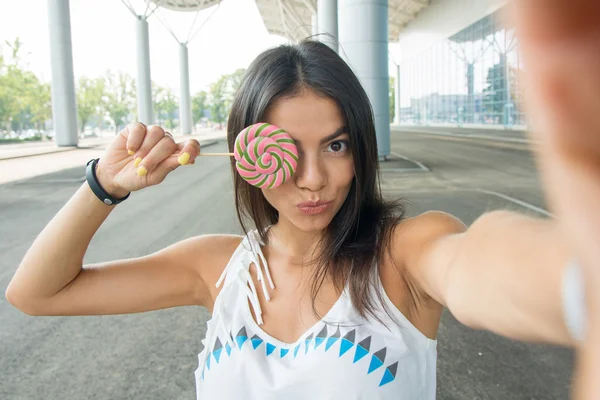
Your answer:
[475,188,553,217]
[390,151,430,172]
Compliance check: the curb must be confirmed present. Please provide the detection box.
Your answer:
[0,137,226,161]
[1,139,227,187]
[0,146,79,161]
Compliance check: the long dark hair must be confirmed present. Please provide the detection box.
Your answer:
[226,40,407,321]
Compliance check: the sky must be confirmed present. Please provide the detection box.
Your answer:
[0,0,287,94]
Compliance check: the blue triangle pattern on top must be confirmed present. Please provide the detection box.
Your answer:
[213,348,223,364]
[339,338,354,357]
[251,334,263,350]
[325,336,339,352]
[205,326,400,390]
[353,345,369,363]
[314,337,325,349]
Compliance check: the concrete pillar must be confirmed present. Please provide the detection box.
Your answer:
[136,17,153,125]
[312,14,318,36]
[339,0,390,158]
[179,43,192,134]
[318,0,338,52]
[394,64,401,125]
[47,0,78,146]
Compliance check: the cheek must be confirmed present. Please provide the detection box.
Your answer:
[261,183,294,209]
[328,157,355,186]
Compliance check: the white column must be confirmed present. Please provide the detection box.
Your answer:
[47,0,78,146]
[136,17,153,125]
[394,64,401,125]
[179,43,192,134]
[317,0,338,52]
[339,0,390,158]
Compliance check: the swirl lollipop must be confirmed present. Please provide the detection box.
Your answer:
[234,123,298,188]
[199,123,298,189]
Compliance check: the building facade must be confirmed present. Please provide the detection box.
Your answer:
[398,6,525,128]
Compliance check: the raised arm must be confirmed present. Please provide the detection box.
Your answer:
[396,210,574,346]
[4,123,222,316]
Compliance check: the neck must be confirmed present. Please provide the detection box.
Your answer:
[268,219,325,262]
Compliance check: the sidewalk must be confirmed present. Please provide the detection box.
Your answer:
[0,129,227,185]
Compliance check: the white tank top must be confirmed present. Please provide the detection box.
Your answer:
[195,230,437,399]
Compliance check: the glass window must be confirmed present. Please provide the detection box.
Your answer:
[399,6,526,129]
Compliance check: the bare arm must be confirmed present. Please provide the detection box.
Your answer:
[5,123,211,316]
[5,182,209,316]
[398,210,574,346]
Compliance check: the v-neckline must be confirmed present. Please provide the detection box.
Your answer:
[241,280,349,348]
[239,229,350,348]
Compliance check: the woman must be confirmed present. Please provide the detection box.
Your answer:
[4,26,593,400]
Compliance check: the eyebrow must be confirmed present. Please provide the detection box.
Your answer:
[293,126,348,146]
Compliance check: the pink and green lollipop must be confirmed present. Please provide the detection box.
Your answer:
[233,123,298,188]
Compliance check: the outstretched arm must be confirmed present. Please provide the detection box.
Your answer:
[397,210,574,346]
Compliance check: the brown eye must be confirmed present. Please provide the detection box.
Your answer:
[327,140,348,153]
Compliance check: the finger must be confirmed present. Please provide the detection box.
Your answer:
[136,134,177,177]
[132,125,167,167]
[121,122,147,156]
[175,139,201,166]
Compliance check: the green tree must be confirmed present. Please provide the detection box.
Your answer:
[205,69,246,126]
[103,71,135,134]
[0,38,53,136]
[29,81,51,130]
[209,75,228,125]
[228,68,246,97]
[77,77,105,133]
[192,90,207,125]
[1,39,31,131]
[155,87,178,129]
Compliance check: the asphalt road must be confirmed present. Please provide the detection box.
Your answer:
[0,132,573,400]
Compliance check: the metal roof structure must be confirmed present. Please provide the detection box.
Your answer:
[149,0,430,42]
[448,7,514,43]
[255,0,431,42]
[149,0,221,12]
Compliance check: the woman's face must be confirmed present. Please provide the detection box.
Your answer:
[262,89,355,233]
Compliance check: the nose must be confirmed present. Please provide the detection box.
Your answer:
[295,153,326,191]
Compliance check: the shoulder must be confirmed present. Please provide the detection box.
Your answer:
[393,211,467,245]
[177,234,244,307]
[172,234,243,262]
[391,211,467,303]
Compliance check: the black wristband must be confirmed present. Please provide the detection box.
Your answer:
[85,158,130,206]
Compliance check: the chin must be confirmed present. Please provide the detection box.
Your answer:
[291,213,334,233]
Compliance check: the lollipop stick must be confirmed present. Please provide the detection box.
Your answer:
[199,152,234,157]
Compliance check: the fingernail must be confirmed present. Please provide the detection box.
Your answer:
[128,150,135,156]
[134,157,142,168]
[137,166,147,176]
[178,152,191,165]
